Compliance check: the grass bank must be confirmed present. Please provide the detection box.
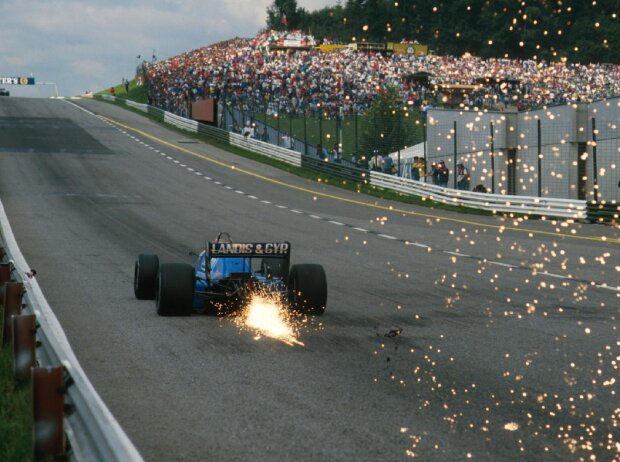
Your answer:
[0,333,32,462]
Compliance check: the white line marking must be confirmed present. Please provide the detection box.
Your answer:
[353,227,369,233]
[378,234,398,240]
[187,168,195,172]
[248,196,258,200]
[224,186,233,190]
[407,242,429,248]
[180,164,187,167]
[276,205,287,209]
[291,210,303,214]
[328,221,345,226]
[444,251,470,257]
[488,262,517,268]
[261,200,272,204]
[214,181,222,185]
[596,284,620,292]
[309,215,322,219]
[235,190,245,195]
[173,160,180,164]
[195,172,203,176]
[539,272,569,280]
[204,177,212,180]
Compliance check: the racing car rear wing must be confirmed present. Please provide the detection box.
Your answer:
[207,241,291,258]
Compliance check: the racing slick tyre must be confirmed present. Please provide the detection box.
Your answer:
[134,254,159,300]
[260,257,289,280]
[156,263,194,316]
[288,264,327,316]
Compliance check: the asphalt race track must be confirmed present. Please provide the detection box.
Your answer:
[0,97,618,461]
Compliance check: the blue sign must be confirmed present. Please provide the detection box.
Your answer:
[0,77,36,85]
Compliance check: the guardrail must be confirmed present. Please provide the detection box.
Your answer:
[369,171,587,219]
[95,95,589,219]
[586,201,620,223]
[0,197,143,461]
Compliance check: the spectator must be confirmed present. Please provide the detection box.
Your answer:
[144,30,620,120]
[370,150,383,171]
[382,154,395,174]
[456,162,470,190]
[429,162,440,185]
[437,160,449,187]
[411,156,421,180]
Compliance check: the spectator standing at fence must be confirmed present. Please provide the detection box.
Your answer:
[123,77,129,94]
[370,150,383,171]
[282,133,293,149]
[331,144,341,163]
[437,160,449,187]
[242,121,255,138]
[411,156,421,180]
[456,162,470,190]
[429,162,440,185]
[260,127,269,142]
[382,154,394,174]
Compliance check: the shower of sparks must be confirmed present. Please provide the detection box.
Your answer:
[235,292,304,346]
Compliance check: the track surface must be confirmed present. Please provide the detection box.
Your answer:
[0,98,618,461]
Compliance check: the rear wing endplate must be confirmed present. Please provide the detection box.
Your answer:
[208,242,291,258]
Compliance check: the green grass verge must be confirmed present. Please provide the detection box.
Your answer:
[0,333,32,462]
[93,95,491,216]
[97,79,148,104]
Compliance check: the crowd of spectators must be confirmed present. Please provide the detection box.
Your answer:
[145,30,620,118]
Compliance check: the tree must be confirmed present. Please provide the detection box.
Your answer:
[266,0,304,31]
[360,86,418,160]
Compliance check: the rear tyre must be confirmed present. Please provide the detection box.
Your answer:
[288,264,327,315]
[134,254,159,300]
[260,257,289,280]
[156,263,194,316]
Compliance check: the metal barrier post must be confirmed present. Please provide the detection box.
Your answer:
[491,122,495,194]
[303,112,308,156]
[12,314,36,383]
[32,366,66,460]
[0,262,11,301]
[538,119,542,197]
[453,121,458,189]
[592,118,599,202]
[2,281,23,347]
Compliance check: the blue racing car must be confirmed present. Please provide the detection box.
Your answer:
[134,232,327,316]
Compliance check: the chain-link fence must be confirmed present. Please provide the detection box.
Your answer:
[218,97,425,171]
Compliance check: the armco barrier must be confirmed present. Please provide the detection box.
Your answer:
[369,171,587,219]
[586,201,620,223]
[95,95,589,219]
[0,196,143,461]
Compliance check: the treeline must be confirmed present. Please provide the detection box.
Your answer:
[266,0,620,63]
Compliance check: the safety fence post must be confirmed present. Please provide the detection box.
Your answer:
[453,121,458,189]
[537,119,542,197]
[592,118,599,202]
[2,281,24,347]
[12,314,36,383]
[32,366,66,460]
[490,121,495,194]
